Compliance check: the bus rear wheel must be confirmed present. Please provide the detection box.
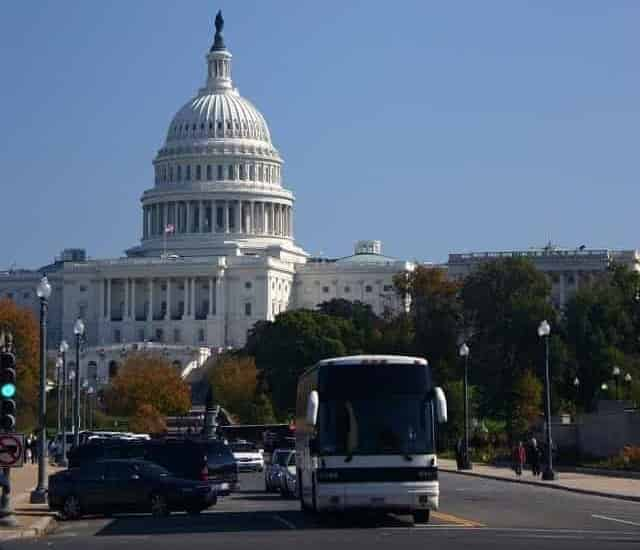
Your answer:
[413,510,430,524]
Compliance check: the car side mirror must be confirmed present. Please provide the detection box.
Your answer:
[434,387,448,424]
[306,390,319,427]
[309,437,320,456]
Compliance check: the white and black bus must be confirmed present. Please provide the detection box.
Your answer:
[295,355,447,523]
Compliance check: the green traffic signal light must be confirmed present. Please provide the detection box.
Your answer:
[1,383,15,398]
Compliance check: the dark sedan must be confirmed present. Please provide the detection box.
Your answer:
[49,459,217,520]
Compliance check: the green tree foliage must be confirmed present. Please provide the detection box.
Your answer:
[563,264,640,410]
[245,309,360,415]
[395,267,462,384]
[461,258,559,426]
[511,370,543,439]
[104,353,191,417]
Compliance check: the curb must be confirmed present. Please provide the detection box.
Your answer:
[441,467,640,503]
[0,514,57,541]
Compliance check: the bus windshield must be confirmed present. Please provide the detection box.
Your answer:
[319,395,434,456]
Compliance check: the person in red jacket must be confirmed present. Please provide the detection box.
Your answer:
[513,441,526,477]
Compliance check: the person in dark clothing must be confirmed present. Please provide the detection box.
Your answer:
[455,438,464,469]
[512,441,526,477]
[528,437,541,476]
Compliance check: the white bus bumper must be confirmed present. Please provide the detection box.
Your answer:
[316,481,439,513]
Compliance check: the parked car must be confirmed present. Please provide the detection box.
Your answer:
[49,459,217,520]
[68,437,239,495]
[264,448,293,493]
[279,450,296,498]
[230,440,264,472]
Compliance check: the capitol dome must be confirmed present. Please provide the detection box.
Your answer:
[129,11,301,260]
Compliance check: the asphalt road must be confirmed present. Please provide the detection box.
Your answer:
[3,470,639,550]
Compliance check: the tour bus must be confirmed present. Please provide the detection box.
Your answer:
[295,355,447,523]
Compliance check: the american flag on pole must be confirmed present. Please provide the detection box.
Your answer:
[164,224,175,234]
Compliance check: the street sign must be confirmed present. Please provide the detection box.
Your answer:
[0,433,24,468]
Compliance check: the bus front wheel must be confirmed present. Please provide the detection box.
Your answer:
[413,510,430,524]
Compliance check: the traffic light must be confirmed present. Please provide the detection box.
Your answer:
[0,352,16,431]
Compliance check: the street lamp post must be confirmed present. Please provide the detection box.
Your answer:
[59,341,69,466]
[31,275,51,503]
[458,343,472,470]
[537,320,556,481]
[55,356,63,435]
[612,366,621,400]
[73,319,85,448]
[87,387,95,430]
[81,379,88,430]
[624,373,633,400]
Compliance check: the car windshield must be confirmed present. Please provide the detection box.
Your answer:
[319,395,434,455]
[275,452,289,466]
[231,442,257,453]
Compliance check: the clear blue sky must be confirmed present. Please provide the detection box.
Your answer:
[1,1,638,268]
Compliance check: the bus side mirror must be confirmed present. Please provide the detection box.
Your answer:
[434,387,448,423]
[306,390,319,426]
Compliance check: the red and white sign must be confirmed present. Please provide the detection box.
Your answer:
[0,433,24,467]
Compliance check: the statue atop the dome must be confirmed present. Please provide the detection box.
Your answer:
[211,10,226,51]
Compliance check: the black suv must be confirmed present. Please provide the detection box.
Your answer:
[68,438,238,495]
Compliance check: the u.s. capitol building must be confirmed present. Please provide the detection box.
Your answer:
[2,14,638,385]
[0,15,411,383]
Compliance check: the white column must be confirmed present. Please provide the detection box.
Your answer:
[106,279,112,321]
[289,206,294,237]
[191,277,197,318]
[224,200,230,233]
[185,201,191,233]
[199,201,204,233]
[124,279,129,320]
[236,200,242,233]
[208,277,214,317]
[131,279,136,321]
[165,278,171,320]
[147,279,153,322]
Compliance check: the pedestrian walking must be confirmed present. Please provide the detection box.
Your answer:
[528,437,541,477]
[512,441,526,477]
[455,438,464,469]
[31,433,39,464]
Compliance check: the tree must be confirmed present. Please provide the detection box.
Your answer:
[511,370,543,439]
[461,258,559,427]
[0,299,39,431]
[207,354,260,423]
[394,266,463,384]
[104,353,191,417]
[563,264,640,410]
[129,403,167,434]
[245,310,359,415]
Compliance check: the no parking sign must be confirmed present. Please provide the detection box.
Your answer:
[0,433,24,468]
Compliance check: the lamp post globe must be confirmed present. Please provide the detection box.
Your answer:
[31,276,51,503]
[72,319,85,448]
[458,342,471,470]
[537,319,556,480]
[36,276,52,300]
[573,376,580,387]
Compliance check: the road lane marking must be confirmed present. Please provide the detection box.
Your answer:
[591,514,640,527]
[432,511,484,527]
[271,514,297,530]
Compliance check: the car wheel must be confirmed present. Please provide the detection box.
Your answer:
[413,510,430,524]
[62,495,82,520]
[150,493,169,517]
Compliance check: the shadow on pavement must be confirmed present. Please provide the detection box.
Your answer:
[95,509,414,536]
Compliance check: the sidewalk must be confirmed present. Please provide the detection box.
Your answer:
[439,458,640,502]
[0,463,60,541]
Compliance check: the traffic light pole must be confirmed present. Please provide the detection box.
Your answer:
[0,338,17,527]
[30,297,48,503]
[74,334,81,448]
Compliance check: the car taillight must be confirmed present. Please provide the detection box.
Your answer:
[200,465,208,481]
